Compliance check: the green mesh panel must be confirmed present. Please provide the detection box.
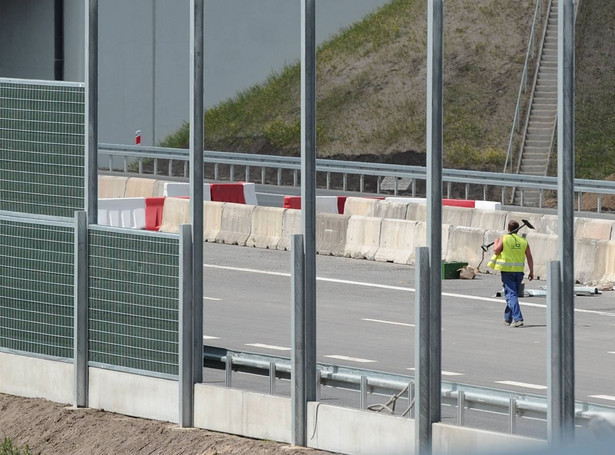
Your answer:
[0,218,74,358]
[89,228,180,376]
[0,79,85,217]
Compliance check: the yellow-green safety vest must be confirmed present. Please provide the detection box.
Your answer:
[487,234,527,272]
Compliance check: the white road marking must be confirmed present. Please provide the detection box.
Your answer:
[608,352,615,355]
[203,264,615,318]
[204,297,222,301]
[325,355,377,363]
[495,381,547,390]
[589,395,615,402]
[362,318,414,327]
[407,368,463,376]
[245,343,291,351]
[203,335,219,340]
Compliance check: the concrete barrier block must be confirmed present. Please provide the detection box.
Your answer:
[316,196,340,214]
[124,177,156,197]
[159,197,190,233]
[203,201,225,242]
[525,232,558,280]
[505,211,543,234]
[374,200,408,220]
[374,219,418,264]
[445,226,486,267]
[152,180,167,197]
[443,205,474,228]
[316,213,350,256]
[405,202,427,221]
[538,214,558,235]
[597,240,615,283]
[470,209,507,231]
[344,197,379,217]
[217,203,255,246]
[247,206,286,249]
[98,175,128,198]
[277,208,302,251]
[575,237,600,284]
[413,222,452,260]
[344,216,382,260]
[575,217,615,241]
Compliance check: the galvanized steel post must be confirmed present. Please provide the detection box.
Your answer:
[426,0,443,424]
[179,224,194,427]
[415,247,431,455]
[291,234,306,446]
[547,260,562,442]
[85,0,98,223]
[74,211,88,408]
[557,0,575,443]
[190,0,204,384]
[301,0,317,404]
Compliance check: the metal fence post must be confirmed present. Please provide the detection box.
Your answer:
[415,246,431,455]
[74,211,88,408]
[179,224,194,427]
[85,0,98,224]
[291,234,306,446]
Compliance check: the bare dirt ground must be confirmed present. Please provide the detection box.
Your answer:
[0,393,333,455]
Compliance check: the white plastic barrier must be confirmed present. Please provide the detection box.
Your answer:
[163,182,212,200]
[98,197,146,229]
[474,200,502,210]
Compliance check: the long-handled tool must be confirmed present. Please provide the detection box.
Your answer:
[480,219,535,252]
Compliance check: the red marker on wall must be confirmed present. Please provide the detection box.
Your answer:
[135,130,141,145]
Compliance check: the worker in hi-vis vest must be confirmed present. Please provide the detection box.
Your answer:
[487,220,534,327]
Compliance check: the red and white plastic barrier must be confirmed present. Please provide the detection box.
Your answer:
[283,196,348,214]
[98,197,171,231]
[386,197,501,211]
[163,182,257,205]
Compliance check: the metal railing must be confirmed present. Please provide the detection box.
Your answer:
[99,143,615,213]
[205,346,615,435]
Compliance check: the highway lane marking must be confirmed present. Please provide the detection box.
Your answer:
[407,368,463,376]
[608,352,615,355]
[362,318,414,327]
[495,381,547,390]
[325,355,377,363]
[203,335,219,340]
[589,395,615,402]
[204,297,222,301]
[203,264,615,318]
[245,343,291,351]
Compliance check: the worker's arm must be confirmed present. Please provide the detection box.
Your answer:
[493,236,504,255]
[525,244,534,281]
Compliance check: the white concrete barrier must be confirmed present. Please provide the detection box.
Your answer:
[537,214,558,236]
[445,226,486,267]
[413,221,452,260]
[597,240,615,283]
[277,208,302,251]
[505,211,543,234]
[405,202,427,221]
[316,213,350,256]
[98,197,146,229]
[194,385,290,444]
[124,177,156,197]
[217,203,255,246]
[246,206,286,249]
[575,238,601,284]
[443,205,474,228]
[99,175,128,198]
[374,200,408,220]
[158,197,190,233]
[344,216,382,260]
[575,218,615,241]
[374,219,418,264]
[203,201,225,242]
[316,196,341,214]
[525,232,558,280]
[344,197,379,217]
[470,209,507,231]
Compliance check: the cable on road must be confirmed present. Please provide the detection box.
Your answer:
[367,383,415,417]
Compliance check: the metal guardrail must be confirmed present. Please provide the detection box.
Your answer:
[99,143,615,212]
[204,346,615,434]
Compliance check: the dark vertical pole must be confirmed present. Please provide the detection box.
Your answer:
[179,224,194,427]
[547,261,562,443]
[415,247,431,455]
[190,0,204,384]
[426,0,443,423]
[85,0,98,224]
[73,211,88,408]
[291,234,306,446]
[301,0,317,403]
[54,0,64,81]
[557,0,575,443]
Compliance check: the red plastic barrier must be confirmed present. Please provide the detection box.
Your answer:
[337,196,347,215]
[210,183,246,204]
[283,196,302,209]
[442,198,475,208]
[145,197,166,231]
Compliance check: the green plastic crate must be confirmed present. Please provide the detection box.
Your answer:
[442,261,468,279]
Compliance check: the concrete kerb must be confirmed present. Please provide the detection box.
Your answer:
[159,198,190,233]
[343,216,383,260]
[316,213,350,256]
[247,206,286,249]
[374,219,418,264]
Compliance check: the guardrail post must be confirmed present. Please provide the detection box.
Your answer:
[457,390,465,426]
[360,376,368,410]
[74,211,88,408]
[269,362,276,395]
[179,224,194,427]
[291,234,306,446]
[509,398,517,433]
[415,246,431,454]
[225,354,233,388]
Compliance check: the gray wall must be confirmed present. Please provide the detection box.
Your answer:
[0,0,389,145]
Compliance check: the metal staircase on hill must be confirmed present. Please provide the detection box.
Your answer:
[511,0,559,207]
